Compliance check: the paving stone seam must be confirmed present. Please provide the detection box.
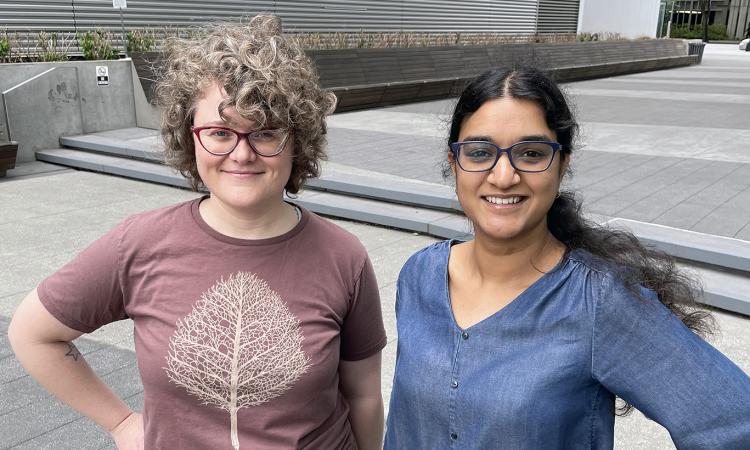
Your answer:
[574,155,674,200]
[735,221,750,239]
[569,154,659,186]
[7,414,93,449]
[693,183,750,237]
[651,163,748,227]
[608,159,708,217]
[622,159,745,222]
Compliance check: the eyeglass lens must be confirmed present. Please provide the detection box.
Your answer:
[457,142,555,172]
[197,128,285,156]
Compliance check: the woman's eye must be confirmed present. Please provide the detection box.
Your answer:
[207,129,231,138]
[250,130,276,141]
[465,147,496,160]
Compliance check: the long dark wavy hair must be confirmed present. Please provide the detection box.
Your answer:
[448,67,714,415]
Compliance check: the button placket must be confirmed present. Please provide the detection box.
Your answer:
[448,330,466,447]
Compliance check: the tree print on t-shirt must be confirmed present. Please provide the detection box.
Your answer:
[164,272,310,450]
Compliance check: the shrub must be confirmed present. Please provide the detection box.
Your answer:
[78,28,119,60]
[126,29,155,53]
[0,35,9,61]
[671,24,728,40]
[37,31,71,62]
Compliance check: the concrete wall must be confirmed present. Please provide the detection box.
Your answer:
[0,60,136,162]
[578,0,662,38]
[130,62,159,130]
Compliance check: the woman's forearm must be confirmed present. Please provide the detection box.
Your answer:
[8,290,132,433]
[9,336,133,432]
[347,396,384,450]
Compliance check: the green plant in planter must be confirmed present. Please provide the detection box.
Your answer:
[78,28,120,60]
[0,36,10,61]
[126,29,155,53]
[37,31,72,62]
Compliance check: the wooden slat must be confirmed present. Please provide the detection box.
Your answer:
[0,141,18,172]
[131,40,694,111]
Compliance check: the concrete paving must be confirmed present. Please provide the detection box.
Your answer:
[1,43,749,449]
[325,44,750,240]
[2,168,750,450]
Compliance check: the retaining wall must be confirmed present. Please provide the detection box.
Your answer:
[1,60,137,162]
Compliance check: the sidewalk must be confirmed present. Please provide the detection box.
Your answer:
[325,43,750,239]
[1,43,749,449]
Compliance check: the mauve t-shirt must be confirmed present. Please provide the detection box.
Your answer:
[38,198,387,450]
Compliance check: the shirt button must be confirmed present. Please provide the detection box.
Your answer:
[451,380,459,388]
[461,331,469,340]
[450,432,458,440]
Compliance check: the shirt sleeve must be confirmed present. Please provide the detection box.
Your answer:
[591,272,750,449]
[37,219,130,333]
[339,256,387,361]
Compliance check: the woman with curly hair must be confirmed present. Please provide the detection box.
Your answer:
[384,67,750,449]
[9,15,385,450]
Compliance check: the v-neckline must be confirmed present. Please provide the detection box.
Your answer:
[444,239,570,332]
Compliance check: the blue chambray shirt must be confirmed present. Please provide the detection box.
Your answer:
[384,240,750,450]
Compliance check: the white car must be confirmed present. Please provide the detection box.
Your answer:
[740,38,750,51]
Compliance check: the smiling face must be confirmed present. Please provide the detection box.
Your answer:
[451,97,568,243]
[192,81,293,214]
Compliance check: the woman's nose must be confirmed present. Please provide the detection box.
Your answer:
[487,153,520,187]
[230,137,258,163]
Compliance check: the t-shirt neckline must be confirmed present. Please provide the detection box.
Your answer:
[189,195,309,246]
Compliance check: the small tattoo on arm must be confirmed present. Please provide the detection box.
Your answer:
[65,343,81,361]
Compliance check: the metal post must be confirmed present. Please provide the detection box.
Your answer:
[702,0,711,42]
[667,0,676,37]
[120,7,128,57]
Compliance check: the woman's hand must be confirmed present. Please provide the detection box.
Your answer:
[110,412,144,450]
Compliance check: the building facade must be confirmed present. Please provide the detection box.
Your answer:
[0,0,581,36]
[661,0,750,39]
[577,0,662,38]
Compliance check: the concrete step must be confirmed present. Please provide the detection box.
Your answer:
[36,148,189,188]
[34,148,471,240]
[607,218,750,274]
[309,162,461,212]
[38,146,750,271]
[35,147,750,317]
[688,262,750,317]
[59,130,162,162]
[60,131,462,212]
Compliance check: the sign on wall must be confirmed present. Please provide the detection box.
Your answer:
[113,0,127,8]
[96,66,110,86]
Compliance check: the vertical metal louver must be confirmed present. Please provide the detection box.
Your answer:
[536,0,581,33]
[0,0,542,35]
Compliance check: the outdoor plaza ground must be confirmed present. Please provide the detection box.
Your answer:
[1,43,749,449]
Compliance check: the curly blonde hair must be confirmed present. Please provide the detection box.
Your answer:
[155,15,337,193]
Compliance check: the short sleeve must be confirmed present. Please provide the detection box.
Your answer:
[592,272,750,449]
[339,256,387,361]
[37,220,129,333]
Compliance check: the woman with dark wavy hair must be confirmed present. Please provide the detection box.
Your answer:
[9,16,385,450]
[384,67,750,449]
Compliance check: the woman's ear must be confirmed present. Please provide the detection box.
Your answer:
[558,153,569,177]
[448,150,457,177]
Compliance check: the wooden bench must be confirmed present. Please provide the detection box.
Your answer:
[132,39,697,113]
[0,141,18,177]
[306,39,696,111]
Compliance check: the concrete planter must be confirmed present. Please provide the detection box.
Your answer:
[0,60,137,163]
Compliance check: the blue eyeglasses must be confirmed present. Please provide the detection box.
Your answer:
[449,140,561,173]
